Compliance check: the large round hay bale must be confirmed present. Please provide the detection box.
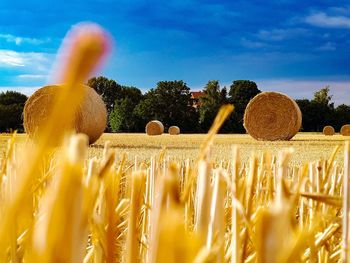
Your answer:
[243,92,302,141]
[23,84,107,144]
[323,126,335,136]
[145,120,164,135]
[168,126,180,135]
[341,124,350,136]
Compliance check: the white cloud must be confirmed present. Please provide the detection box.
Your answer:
[305,12,350,28]
[255,79,350,105]
[316,42,336,51]
[0,34,50,45]
[0,49,52,71]
[329,6,350,16]
[240,37,268,49]
[18,74,48,80]
[257,28,309,41]
[0,50,25,66]
[0,86,38,96]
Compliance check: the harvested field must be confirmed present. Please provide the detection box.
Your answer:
[92,133,346,164]
[0,130,348,262]
[1,132,346,165]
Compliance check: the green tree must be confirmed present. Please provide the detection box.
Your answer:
[229,80,260,111]
[296,99,316,131]
[134,80,198,132]
[228,80,261,133]
[0,91,27,105]
[87,76,121,131]
[335,104,350,131]
[87,76,143,132]
[109,86,143,132]
[296,87,335,132]
[0,91,28,132]
[133,89,158,124]
[87,76,122,114]
[110,97,141,132]
[199,80,229,132]
[313,86,333,106]
[311,86,335,131]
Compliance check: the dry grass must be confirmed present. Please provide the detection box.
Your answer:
[87,132,345,165]
[341,125,350,136]
[0,132,345,165]
[244,92,302,141]
[0,129,347,262]
[168,126,180,135]
[323,126,335,136]
[145,120,164,136]
[23,84,107,145]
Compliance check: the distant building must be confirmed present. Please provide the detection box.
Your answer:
[190,91,204,108]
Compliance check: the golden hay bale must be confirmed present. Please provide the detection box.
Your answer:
[340,124,350,136]
[323,126,335,136]
[243,92,302,141]
[23,84,107,144]
[145,120,164,135]
[168,126,180,135]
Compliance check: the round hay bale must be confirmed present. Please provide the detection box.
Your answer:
[243,92,302,141]
[168,126,180,135]
[145,120,164,135]
[323,125,335,136]
[340,124,350,136]
[23,84,107,144]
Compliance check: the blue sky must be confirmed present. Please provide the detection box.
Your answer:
[0,0,349,104]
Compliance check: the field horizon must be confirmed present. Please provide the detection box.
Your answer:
[2,132,347,165]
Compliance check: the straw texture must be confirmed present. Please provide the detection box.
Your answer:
[23,84,107,144]
[341,125,350,136]
[323,126,335,136]
[145,120,164,135]
[244,92,302,141]
[168,126,180,135]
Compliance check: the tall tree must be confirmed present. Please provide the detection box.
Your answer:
[87,76,143,131]
[134,80,198,132]
[229,80,260,111]
[199,80,229,132]
[0,91,28,132]
[109,87,143,132]
[313,86,333,106]
[0,91,27,105]
[335,104,350,131]
[110,97,139,132]
[87,76,122,114]
[296,86,335,132]
[311,86,335,131]
[228,80,261,133]
[295,99,316,131]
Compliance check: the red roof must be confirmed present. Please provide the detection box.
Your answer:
[190,91,204,99]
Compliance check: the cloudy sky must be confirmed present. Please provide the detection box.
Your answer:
[0,0,349,104]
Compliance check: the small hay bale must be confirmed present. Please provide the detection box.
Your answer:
[243,91,302,141]
[145,120,164,136]
[323,126,335,136]
[23,84,107,144]
[168,126,180,135]
[341,124,350,136]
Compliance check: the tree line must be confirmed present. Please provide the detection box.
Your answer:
[87,77,261,133]
[0,77,349,133]
[87,76,350,133]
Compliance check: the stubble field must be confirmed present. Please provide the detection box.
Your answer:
[1,132,346,165]
[1,131,348,262]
